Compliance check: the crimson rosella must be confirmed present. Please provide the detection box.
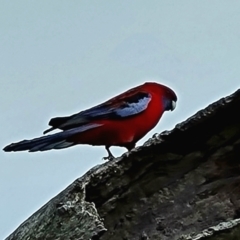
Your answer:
[3,82,177,160]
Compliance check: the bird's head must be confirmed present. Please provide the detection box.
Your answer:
[144,82,177,112]
[162,87,177,112]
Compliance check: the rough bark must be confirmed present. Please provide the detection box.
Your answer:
[6,89,240,240]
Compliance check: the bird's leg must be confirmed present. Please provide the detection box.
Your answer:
[103,146,115,161]
[122,143,136,157]
[126,143,135,152]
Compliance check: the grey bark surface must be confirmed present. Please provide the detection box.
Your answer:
[5,89,240,240]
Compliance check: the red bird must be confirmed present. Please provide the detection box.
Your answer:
[3,82,177,160]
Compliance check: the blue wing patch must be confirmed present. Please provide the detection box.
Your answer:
[114,94,151,117]
[73,92,151,120]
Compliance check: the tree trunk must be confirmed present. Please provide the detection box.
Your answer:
[6,89,240,240]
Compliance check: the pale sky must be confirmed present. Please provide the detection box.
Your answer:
[1,1,240,238]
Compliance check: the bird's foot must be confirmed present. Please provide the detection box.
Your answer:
[102,154,115,161]
[103,146,115,161]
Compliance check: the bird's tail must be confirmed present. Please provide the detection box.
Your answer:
[3,123,102,152]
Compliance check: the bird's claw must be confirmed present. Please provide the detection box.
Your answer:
[102,155,115,161]
[103,146,115,161]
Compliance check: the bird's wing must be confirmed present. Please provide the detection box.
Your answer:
[43,91,152,134]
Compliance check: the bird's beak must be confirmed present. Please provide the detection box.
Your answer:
[171,101,176,111]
